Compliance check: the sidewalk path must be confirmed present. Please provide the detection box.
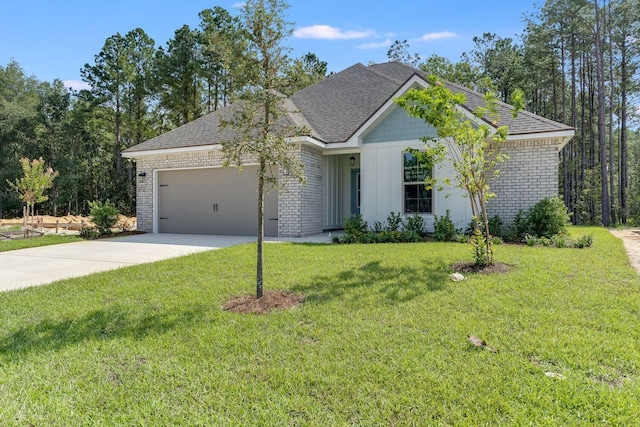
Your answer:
[609,229,640,274]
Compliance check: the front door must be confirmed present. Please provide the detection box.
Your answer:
[350,168,361,216]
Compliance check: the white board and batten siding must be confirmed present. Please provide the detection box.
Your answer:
[359,105,471,233]
[360,140,471,233]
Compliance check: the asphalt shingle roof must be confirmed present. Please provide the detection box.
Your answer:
[125,61,573,153]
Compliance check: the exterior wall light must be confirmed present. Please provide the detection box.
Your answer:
[349,156,356,167]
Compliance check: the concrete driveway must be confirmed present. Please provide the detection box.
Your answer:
[1,233,332,292]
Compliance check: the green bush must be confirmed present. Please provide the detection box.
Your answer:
[472,228,493,266]
[404,214,425,235]
[337,212,426,244]
[488,215,503,237]
[505,209,530,242]
[574,234,594,248]
[89,200,119,236]
[343,214,368,238]
[550,234,570,248]
[527,197,570,238]
[79,225,100,240]
[386,212,403,232]
[524,233,537,246]
[456,234,468,243]
[433,209,457,242]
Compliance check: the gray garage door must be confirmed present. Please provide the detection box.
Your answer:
[157,167,278,236]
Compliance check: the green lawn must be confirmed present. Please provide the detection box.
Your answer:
[0,234,81,252]
[0,227,638,425]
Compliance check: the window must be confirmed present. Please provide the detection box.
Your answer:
[403,152,432,214]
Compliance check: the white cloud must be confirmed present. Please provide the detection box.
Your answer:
[416,31,457,41]
[63,80,91,91]
[356,39,392,50]
[294,25,374,40]
[232,2,245,9]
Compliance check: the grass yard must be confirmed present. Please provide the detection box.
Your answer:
[0,234,81,253]
[0,227,638,425]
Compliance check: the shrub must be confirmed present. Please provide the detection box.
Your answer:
[488,215,503,238]
[550,234,570,248]
[538,236,552,247]
[343,214,368,238]
[524,233,537,247]
[505,209,530,242]
[404,214,425,235]
[79,225,100,240]
[89,200,119,236]
[575,234,594,248]
[386,212,403,232]
[400,230,423,242]
[472,228,493,266]
[433,209,457,242]
[337,212,426,244]
[456,234,468,243]
[527,197,570,238]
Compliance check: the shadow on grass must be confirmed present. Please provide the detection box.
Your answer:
[0,304,206,362]
[293,258,450,305]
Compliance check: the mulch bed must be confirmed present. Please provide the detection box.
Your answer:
[451,261,512,274]
[222,290,306,314]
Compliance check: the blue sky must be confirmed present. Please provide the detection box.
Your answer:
[0,0,536,90]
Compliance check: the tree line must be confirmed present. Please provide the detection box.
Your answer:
[397,0,640,226]
[0,5,327,218]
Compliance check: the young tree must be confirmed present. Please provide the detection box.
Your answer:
[7,157,58,237]
[396,77,522,266]
[221,0,306,298]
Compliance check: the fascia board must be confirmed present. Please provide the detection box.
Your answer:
[122,136,326,159]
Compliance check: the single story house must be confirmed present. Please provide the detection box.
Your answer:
[123,61,574,237]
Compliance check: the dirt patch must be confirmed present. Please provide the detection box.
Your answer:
[222,290,305,314]
[451,261,512,275]
[609,229,640,275]
[0,215,136,231]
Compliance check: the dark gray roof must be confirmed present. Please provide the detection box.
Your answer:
[368,61,573,136]
[124,98,319,153]
[125,61,573,153]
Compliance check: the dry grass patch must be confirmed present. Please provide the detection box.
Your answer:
[450,261,512,274]
[222,290,305,314]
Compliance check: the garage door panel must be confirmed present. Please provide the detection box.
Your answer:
[158,167,278,236]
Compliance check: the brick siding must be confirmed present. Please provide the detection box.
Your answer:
[488,138,560,223]
[133,145,323,237]
[278,144,324,237]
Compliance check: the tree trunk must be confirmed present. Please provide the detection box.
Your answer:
[570,31,577,223]
[607,2,616,224]
[594,0,610,226]
[619,44,628,223]
[588,56,596,223]
[256,156,265,299]
[580,52,586,224]
[115,96,122,173]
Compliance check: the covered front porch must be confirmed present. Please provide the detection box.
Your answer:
[323,152,361,230]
